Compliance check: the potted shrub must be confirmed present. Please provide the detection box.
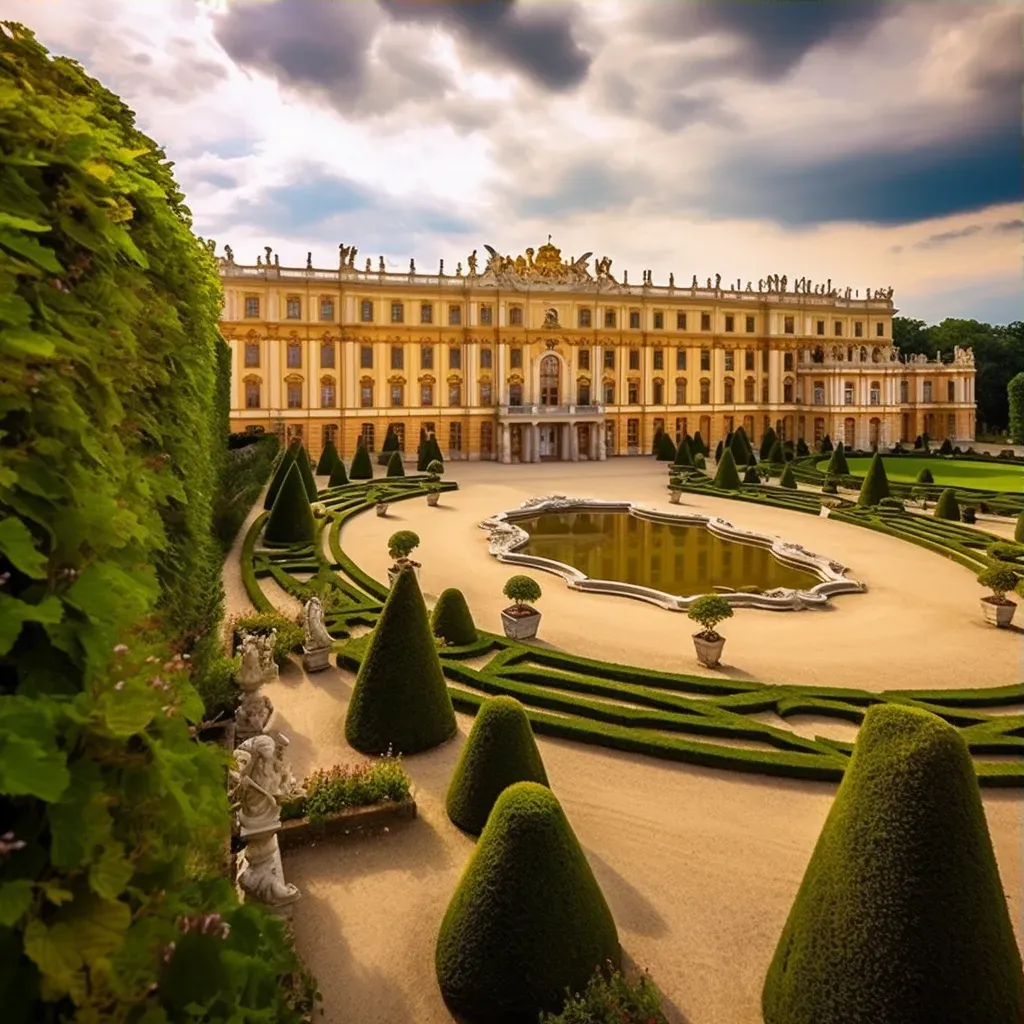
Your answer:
[501,575,542,640]
[425,459,444,506]
[367,487,389,517]
[976,565,1020,628]
[386,530,421,586]
[686,593,734,668]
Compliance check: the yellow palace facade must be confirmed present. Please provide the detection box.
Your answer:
[218,240,976,463]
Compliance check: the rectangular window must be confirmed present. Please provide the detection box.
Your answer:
[675,379,686,404]
[480,304,493,326]
[676,349,687,371]
[629,349,640,371]
[390,345,403,370]
[700,380,710,403]
[244,296,260,318]
[816,320,825,336]
[677,311,687,330]
[480,382,493,405]
[900,380,909,403]
[244,380,262,409]
[480,347,493,369]
[814,384,825,405]
[320,342,335,369]
[701,312,711,331]
[421,384,433,406]
[390,384,403,407]
[653,349,664,370]
[449,422,463,453]
[844,384,855,405]
[603,381,615,404]
[784,352,793,372]
[420,302,433,324]
[360,345,373,369]
[784,316,795,334]
[361,424,374,451]
[724,315,735,333]
[360,384,372,408]
[745,316,755,333]
[578,349,590,370]
[509,305,523,326]
[421,345,433,370]
[244,342,260,368]
[744,379,755,403]
[854,321,863,338]
[360,300,373,323]
[724,380,734,403]
[577,382,591,405]
[947,380,955,402]
[653,311,664,330]
[724,350,734,371]
[448,383,462,407]
[448,305,462,326]
[745,350,755,371]
[319,298,334,320]
[285,297,300,319]
[629,309,641,329]
[604,309,617,328]
[287,344,301,369]
[578,308,592,328]
[783,382,794,403]
[393,423,405,451]
[449,346,461,370]
[603,349,614,370]
[628,382,639,404]
[481,422,494,455]
[923,381,933,402]
[511,347,523,369]
[390,301,404,324]
[627,419,639,448]
[834,320,843,337]
[653,380,664,404]
[876,322,884,337]
[700,349,710,371]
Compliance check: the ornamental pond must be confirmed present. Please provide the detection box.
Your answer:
[515,510,820,597]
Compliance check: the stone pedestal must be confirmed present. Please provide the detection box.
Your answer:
[302,645,331,673]
[236,820,300,914]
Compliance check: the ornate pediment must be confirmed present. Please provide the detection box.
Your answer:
[359,374,374,385]
[474,238,619,292]
[418,373,436,384]
[446,372,462,384]
[479,372,493,383]
[507,372,525,385]
[575,372,591,384]
[387,374,407,385]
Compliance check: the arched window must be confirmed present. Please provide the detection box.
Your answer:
[869,418,881,447]
[320,341,335,368]
[480,421,494,456]
[244,341,260,367]
[509,305,523,326]
[869,381,880,406]
[360,423,375,450]
[320,376,336,408]
[675,377,687,404]
[509,383,523,406]
[844,417,856,447]
[859,346,867,361]
[812,346,824,363]
[700,378,711,404]
[540,354,559,405]
[871,347,882,363]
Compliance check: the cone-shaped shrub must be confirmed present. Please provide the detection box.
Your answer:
[650,428,663,457]
[445,697,549,836]
[916,466,934,484]
[913,434,923,449]
[693,452,706,469]
[345,566,456,755]
[386,450,405,477]
[264,462,315,545]
[263,442,297,509]
[826,442,849,476]
[820,433,833,454]
[779,463,797,489]
[713,449,742,490]
[379,423,400,465]
[350,441,374,480]
[730,428,752,466]
[857,451,890,506]
[743,466,761,484]
[436,782,620,1022]
[796,438,810,456]
[939,437,953,455]
[673,436,693,467]
[431,587,477,647]
[1016,511,1024,544]
[315,439,339,475]
[759,425,778,461]
[419,433,444,471]
[714,439,724,462]
[295,443,318,501]
[691,430,707,456]
[656,431,676,461]
[768,439,785,465]
[934,487,960,520]
[328,458,349,488]
[763,704,1024,1024]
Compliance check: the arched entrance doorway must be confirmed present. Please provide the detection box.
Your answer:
[540,355,559,406]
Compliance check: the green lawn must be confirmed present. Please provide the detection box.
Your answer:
[817,457,1024,493]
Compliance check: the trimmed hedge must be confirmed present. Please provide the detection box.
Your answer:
[264,439,298,509]
[656,430,677,461]
[763,704,1024,1023]
[730,427,752,466]
[691,431,708,457]
[295,443,319,501]
[820,434,833,454]
[378,423,400,466]
[1008,371,1024,445]
[214,433,279,550]
[386,450,405,477]
[673,436,694,467]
[345,565,456,754]
[779,463,797,489]
[432,587,478,646]
[350,442,374,480]
[857,452,890,506]
[315,438,339,475]
[265,462,316,545]
[826,442,850,477]
[445,696,550,835]
[768,439,785,465]
[436,782,620,1022]
[328,457,349,488]
[1016,511,1024,544]
[713,449,742,490]
[934,488,961,521]
[916,466,934,484]
[759,426,778,461]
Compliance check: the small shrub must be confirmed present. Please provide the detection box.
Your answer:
[796,438,810,457]
[826,443,849,476]
[759,426,778,461]
[540,965,669,1024]
[195,655,241,721]
[715,439,724,462]
[673,436,694,467]
[878,496,904,511]
[986,542,1024,565]
[1015,510,1024,544]
[822,478,838,495]
[386,450,405,477]
[328,458,349,487]
[779,463,797,489]
[504,575,542,610]
[934,488,960,521]
[686,594,733,641]
[961,506,977,524]
[426,459,445,479]
[913,434,923,449]
[693,452,706,469]
[939,437,954,455]
[230,612,304,662]
[820,433,834,454]
[977,565,1020,601]
[264,441,299,509]
[431,588,477,646]
[767,439,785,465]
[743,466,761,484]
[691,430,708,456]
[265,462,315,544]
[301,755,411,823]
[916,466,934,484]
[388,530,420,561]
[857,451,890,506]
[350,441,374,479]
[712,449,743,489]
[656,431,677,461]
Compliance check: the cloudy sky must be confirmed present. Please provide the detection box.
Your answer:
[7,0,1022,324]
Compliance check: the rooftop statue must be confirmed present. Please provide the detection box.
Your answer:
[481,239,594,287]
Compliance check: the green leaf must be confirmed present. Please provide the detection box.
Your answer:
[49,761,113,869]
[0,212,49,232]
[0,229,62,274]
[0,879,34,927]
[99,684,158,738]
[0,733,69,801]
[0,594,64,656]
[23,918,84,999]
[89,842,132,900]
[0,517,48,577]
[0,330,56,358]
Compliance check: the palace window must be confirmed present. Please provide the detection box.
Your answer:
[783,381,794,403]
[321,378,336,407]
[285,425,303,443]
[509,305,523,326]
[860,346,868,361]
[449,346,462,370]
[844,383,855,405]
[421,383,433,406]
[814,382,825,405]
[509,383,523,406]
[628,382,639,404]
[319,298,334,321]
[511,347,523,369]
[816,320,825,335]
[627,419,639,448]
[480,382,493,405]
[287,382,302,409]
[923,381,933,402]
[286,297,300,319]
[724,379,734,403]
[744,379,755,403]
[784,352,793,371]
[578,350,590,370]
[360,383,373,408]
[876,322,884,337]
[676,349,687,371]
[420,302,433,324]
[762,380,768,402]
[900,380,909,403]
[322,424,338,448]
[578,381,591,405]
[449,422,463,453]
[848,346,855,362]
[421,345,433,370]
[578,308,592,328]
[481,422,494,456]
[449,383,462,406]
[745,350,755,371]
[629,309,641,329]
[948,380,955,402]
[244,341,260,367]
[480,347,493,369]
[677,311,687,330]
[654,311,664,330]
[746,316,755,333]
[390,384,403,407]
[604,350,614,370]
[834,320,843,337]
[724,350,734,371]
[320,342,335,368]
[391,301,404,324]
[393,423,405,450]
[360,345,373,368]
[653,380,664,404]
[701,312,711,331]
[391,345,404,370]
[871,382,881,406]
[480,305,493,326]
[604,308,617,328]
[675,417,688,441]
[605,421,615,453]
[653,349,664,370]
[245,379,261,408]
[700,379,710,403]
[675,378,686,404]
[287,341,301,368]
[725,315,735,333]
[784,316,795,334]
[947,413,956,436]
[448,305,462,326]
[854,321,863,338]
[603,381,615,404]
[700,348,710,371]
[361,423,375,451]
[360,300,373,322]
[244,296,260,318]
[629,349,640,371]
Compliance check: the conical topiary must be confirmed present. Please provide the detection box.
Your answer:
[730,428,752,467]
[436,782,620,1022]
[796,438,810,456]
[378,423,400,465]
[693,452,706,470]
[264,462,315,545]
[691,430,707,457]
[714,439,724,462]
[713,449,742,490]
[934,487,960,521]
[263,441,298,509]
[743,466,761,484]
[759,425,778,461]
[763,704,1024,1024]
[345,566,456,755]
[386,450,405,477]
[431,588,477,647]
[1016,510,1024,544]
[316,439,339,475]
[857,451,890,506]
[916,466,934,484]
[779,463,797,489]
[768,439,785,465]
[651,427,663,457]
[826,442,849,476]
[445,696,549,836]
[673,436,693,467]
[328,458,349,488]
[295,443,318,501]
[820,433,834,454]
[350,441,374,480]
[419,433,444,472]
[656,431,676,461]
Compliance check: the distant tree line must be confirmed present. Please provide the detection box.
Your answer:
[893,317,1024,435]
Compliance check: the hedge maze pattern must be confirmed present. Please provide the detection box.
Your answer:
[242,478,1024,786]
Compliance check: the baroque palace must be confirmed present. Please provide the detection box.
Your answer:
[218,239,976,463]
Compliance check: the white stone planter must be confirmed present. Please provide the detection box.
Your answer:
[375,503,389,517]
[501,607,541,640]
[693,632,725,668]
[981,597,1016,628]
[426,492,440,507]
[669,490,681,504]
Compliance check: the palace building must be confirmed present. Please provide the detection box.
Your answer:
[218,239,976,463]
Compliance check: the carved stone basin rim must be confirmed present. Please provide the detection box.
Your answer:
[478,495,866,613]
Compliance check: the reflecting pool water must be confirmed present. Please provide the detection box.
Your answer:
[516,511,819,596]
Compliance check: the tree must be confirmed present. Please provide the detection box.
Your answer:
[759,425,778,461]
[349,439,374,479]
[315,438,339,475]
[779,463,797,489]
[431,587,478,646]
[651,426,663,456]
[435,783,620,1021]
[328,457,349,488]
[264,440,298,509]
[1008,372,1024,444]
[826,442,849,476]
[656,430,677,461]
[763,705,1024,1023]
[857,451,891,506]
[378,423,400,465]
[445,697,549,836]
[345,566,457,754]
[796,438,810,456]
[386,449,405,477]
[265,462,316,545]
[712,449,742,490]
[419,432,444,471]
[1016,511,1024,545]
[934,488,960,521]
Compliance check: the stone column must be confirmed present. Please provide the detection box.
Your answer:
[498,344,508,405]
[598,421,608,460]
[768,349,782,404]
[500,423,511,464]
[570,424,579,461]
[522,422,532,463]
[268,338,282,410]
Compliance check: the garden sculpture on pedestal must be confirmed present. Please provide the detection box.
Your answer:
[301,596,333,672]
[235,631,278,741]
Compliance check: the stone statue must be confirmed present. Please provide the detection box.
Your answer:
[256,255,262,267]
[758,279,764,292]
[339,243,348,268]
[265,246,272,265]
[543,307,559,328]
[306,252,312,269]
[456,261,462,276]
[236,631,278,741]
[746,281,753,292]
[468,250,478,275]
[302,596,333,672]
[224,244,234,263]
[379,256,386,272]
[596,256,613,280]
[439,259,444,274]
[623,270,629,284]
[781,275,787,293]
[669,272,675,287]
[348,246,357,268]
[706,277,712,288]
[409,258,416,273]
[692,275,699,289]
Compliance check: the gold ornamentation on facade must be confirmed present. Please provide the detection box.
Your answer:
[482,239,595,286]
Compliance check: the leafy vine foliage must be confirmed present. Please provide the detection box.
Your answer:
[0,23,314,1021]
